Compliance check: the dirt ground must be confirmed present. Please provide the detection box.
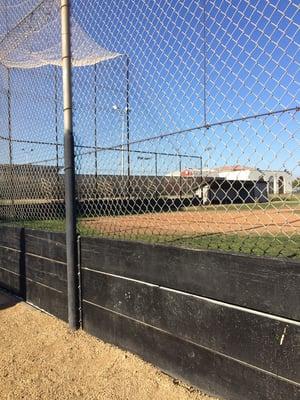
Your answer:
[0,292,217,400]
[82,207,300,237]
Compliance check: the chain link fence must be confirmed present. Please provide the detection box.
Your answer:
[0,0,299,258]
[0,0,65,224]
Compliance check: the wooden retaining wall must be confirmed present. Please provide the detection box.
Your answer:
[0,226,67,321]
[80,237,300,400]
[0,225,299,400]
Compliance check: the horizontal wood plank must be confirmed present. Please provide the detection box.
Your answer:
[81,237,300,320]
[25,254,67,293]
[82,302,300,400]
[0,225,22,250]
[25,229,66,262]
[0,246,21,274]
[26,279,68,321]
[82,270,300,382]
[0,267,22,295]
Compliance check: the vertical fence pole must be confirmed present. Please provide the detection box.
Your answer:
[125,55,130,177]
[7,67,15,219]
[179,155,182,200]
[125,55,131,198]
[200,155,203,203]
[54,66,60,200]
[61,0,79,330]
[203,0,207,128]
[93,64,98,197]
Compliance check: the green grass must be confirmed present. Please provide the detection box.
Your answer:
[1,218,299,260]
[1,219,67,232]
[183,199,300,213]
[167,234,300,260]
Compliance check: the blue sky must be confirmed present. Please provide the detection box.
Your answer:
[2,0,299,177]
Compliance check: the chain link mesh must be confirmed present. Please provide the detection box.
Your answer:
[0,0,299,259]
[0,63,65,224]
[71,0,300,258]
[0,0,65,227]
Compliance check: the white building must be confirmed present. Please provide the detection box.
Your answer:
[168,165,293,195]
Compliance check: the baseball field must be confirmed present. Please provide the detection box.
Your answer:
[4,197,300,259]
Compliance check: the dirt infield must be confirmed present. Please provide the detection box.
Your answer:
[0,292,216,400]
[82,207,300,237]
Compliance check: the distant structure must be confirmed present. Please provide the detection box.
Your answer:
[168,165,293,204]
[0,164,62,200]
[169,165,293,195]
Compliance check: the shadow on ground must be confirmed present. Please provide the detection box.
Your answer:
[0,290,20,311]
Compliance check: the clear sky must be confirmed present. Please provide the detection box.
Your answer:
[1,0,299,177]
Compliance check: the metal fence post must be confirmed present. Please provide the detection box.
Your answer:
[179,155,182,200]
[125,55,130,177]
[93,64,99,197]
[125,55,131,198]
[61,0,79,330]
[7,67,15,219]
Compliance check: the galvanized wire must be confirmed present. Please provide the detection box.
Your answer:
[70,0,300,258]
[0,63,65,222]
[0,0,299,259]
[0,0,64,222]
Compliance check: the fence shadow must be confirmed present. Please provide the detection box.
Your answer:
[0,289,20,311]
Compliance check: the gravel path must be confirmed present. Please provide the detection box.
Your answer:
[0,291,217,400]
